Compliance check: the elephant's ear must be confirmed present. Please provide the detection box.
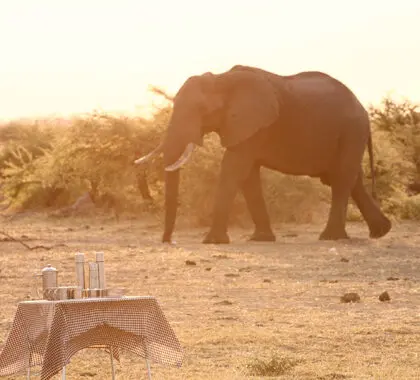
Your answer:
[216,70,279,148]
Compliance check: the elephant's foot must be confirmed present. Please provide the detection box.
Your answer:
[319,227,349,241]
[248,230,276,242]
[369,217,392,239]
[162,233,173,243]
[203,230,230,244]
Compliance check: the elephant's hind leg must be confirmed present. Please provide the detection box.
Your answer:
[351,172,391,238]
[319,183,351,240]
[242,165,276,241]
[319,132,363,240]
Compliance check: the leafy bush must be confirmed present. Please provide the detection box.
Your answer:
[1,95,419,224]
[0,120,62,210]
[0,112,166,211]
[365,97,420,218]
[0,120,57,166]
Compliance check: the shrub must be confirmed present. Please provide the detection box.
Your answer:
[399,195,420,220]
[1,95,419,224]
[365,96,420,217]
[0,120,62,210]
[1,112,167,211]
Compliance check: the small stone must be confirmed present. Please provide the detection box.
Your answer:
[185,260,197,266]
[214,300,233,306]
[340,292,361,303]
[340,257,350,262]
[379,291,391,302]
[387,276,399,281]
[225,273,240,277]
[212,254,228,259]
[263,279,272,283]
[79,372,96,377]
[205,267,212,271]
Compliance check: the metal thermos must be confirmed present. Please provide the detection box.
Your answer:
[75,252,86,289]
[41,264,58,296]
[89,262,99,289]
[96,252,106,289]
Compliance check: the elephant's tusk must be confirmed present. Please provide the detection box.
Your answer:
[134,143,163,165]
[165,143,195,171]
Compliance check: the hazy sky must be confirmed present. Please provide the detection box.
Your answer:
[0,0,419,121]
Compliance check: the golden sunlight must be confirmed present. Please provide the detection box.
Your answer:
[0,0,419,121]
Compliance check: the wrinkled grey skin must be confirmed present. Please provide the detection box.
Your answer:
[158,64,391,244]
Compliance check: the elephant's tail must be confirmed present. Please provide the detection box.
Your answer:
[367,133,377,200]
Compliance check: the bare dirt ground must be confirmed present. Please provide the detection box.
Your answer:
[0,214,419,379]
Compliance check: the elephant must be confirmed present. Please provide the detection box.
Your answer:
[135,64,392,244]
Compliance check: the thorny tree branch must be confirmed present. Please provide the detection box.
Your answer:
[0,230,67,251]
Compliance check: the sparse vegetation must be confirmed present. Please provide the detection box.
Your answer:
[0,96,419,224]
[246,355,301,376]
[0,217,418,379]
[364,97,420,219]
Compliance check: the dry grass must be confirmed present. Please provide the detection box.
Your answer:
[0,214,419,379]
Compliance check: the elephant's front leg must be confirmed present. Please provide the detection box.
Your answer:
[203,150,254,244]
[242,165,276,241]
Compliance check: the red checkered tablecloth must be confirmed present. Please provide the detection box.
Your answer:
[0,296,183,380]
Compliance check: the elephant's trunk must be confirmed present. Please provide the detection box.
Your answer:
[160,118,200,242]
[162,169,180,242]
[160,135,188,243]
[162,135,187,243]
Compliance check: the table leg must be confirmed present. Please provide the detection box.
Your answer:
[146,359,152,380]
[110,347,116,380]
[61,365,66,380]
[27,341,31,380]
